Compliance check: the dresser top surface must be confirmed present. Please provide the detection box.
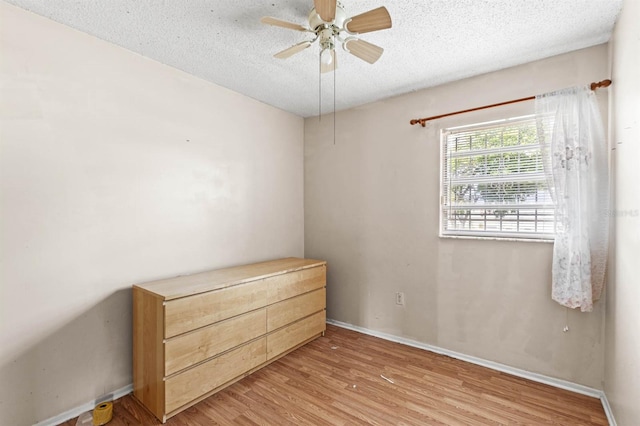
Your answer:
[133,257,326,300]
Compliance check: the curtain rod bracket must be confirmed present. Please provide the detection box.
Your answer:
[591,79,612,91]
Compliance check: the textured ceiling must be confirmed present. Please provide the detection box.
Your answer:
[6,0,622,117]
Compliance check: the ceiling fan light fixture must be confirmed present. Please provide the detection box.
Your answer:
[320,48,334,65]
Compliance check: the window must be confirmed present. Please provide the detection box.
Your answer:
[440,115,554,240]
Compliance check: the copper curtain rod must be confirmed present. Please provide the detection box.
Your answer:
[409,79,612,127]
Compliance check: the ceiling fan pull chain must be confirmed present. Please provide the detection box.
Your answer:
[319,47,322,121]
[333,61,336,145]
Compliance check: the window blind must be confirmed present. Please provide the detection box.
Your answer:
[440,115,555,240]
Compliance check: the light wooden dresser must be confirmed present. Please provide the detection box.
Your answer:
[132,257,326,423]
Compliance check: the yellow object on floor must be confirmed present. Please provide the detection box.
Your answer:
[92,401,112,426]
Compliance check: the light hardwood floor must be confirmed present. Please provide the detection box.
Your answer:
[62,324,607,425]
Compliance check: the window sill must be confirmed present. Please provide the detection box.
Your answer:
[439,234,554,243]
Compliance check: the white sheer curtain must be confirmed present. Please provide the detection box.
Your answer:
[535,86,609,312]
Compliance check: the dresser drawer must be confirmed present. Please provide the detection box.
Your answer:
[267,288,326,332]
[165,338,267,414]
[267,310,326,360]
[165,308,266,376]
[265,265,326,304]
[164,279,268,338]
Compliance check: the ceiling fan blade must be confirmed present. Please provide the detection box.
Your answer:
[274,41,312,59]
[344,39,384,64]
[345,6,392,34]
[260,16,308,31]
[321,50,337,73]
[314,0,337,22]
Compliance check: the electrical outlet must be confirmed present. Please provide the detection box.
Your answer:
[395,292,405,306]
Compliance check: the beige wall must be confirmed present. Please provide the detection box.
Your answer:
[0,3,304,425]
[605,0,640,424]
[305,44,610,389]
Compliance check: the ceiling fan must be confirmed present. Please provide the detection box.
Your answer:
[261,0,392,73]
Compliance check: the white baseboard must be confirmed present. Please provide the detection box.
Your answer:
[600,392,618,426]
[327,318,615,425]
[33,383,133,426]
